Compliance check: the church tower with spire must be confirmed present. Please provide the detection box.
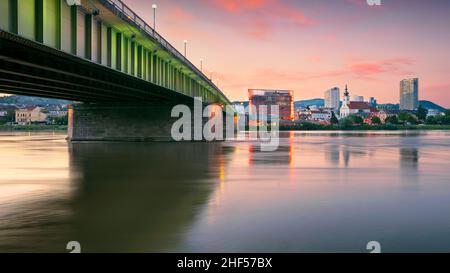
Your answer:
[343,84,350,105]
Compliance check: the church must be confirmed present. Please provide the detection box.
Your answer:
[339,85,375,118]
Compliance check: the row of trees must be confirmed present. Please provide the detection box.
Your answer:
[334,106,450,128]
[385,106,450,125]
[0,109,15,125]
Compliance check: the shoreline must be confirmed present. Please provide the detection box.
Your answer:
[279,124,450,131]
[0,125,68,131]
[2,124,450,133]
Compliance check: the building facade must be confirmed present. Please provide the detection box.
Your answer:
[15,106,47,125]
[340,85,376,118]
[311,110,332,121]
[324,87,340,111]
[400,78,419,110]
[248,89,294,121]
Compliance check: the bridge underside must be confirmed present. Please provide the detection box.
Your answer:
[0,31,221,142]
[0,30,193,105]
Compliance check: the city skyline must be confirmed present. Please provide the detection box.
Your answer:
[119,0,450,107]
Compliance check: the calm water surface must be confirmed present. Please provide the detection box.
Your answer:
[1,130,450,252]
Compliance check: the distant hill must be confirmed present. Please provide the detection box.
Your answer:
[294,98,324,108]
[419,100,447,112]
[0,95,71,106]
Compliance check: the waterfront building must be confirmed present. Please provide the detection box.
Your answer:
[324,87,340,111]
[310,110,332,122]
[400,78,419,110]
[369,97,377,107]
[248,89,294,121]
[427,109,442,118]
[46,105,68,117]
[15,106,47,125]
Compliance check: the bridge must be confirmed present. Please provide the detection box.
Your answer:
[0,0,231,141]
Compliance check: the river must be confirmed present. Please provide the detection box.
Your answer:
[1,130,450,252]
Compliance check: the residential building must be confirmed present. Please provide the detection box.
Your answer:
[311,110,332,121]
[15,106,47,125]
[324,87,340,111]
[370,109,388,123]
[427,109,442,118]
[46,105,68,117]
[400,78,419,110]
[248,89,294,121]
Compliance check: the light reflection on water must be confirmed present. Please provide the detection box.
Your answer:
[1,130,450,252]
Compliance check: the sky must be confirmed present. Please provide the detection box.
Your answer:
[120,0,450,106]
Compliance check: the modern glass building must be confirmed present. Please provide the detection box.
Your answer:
[400,78,419,110]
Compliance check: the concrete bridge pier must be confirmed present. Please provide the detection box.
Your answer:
[68,102,231,142]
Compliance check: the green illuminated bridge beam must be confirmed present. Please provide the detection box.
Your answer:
[0,0,231,106]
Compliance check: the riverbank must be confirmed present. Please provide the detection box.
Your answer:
[279,123,450,131]
[0,124,67,131]
[2,123,450,133]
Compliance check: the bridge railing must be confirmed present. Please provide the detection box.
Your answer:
[98,0,230,104]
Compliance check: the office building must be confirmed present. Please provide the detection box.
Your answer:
[400,78,419,110]
[248,89,294,121]
[324,87,340,111]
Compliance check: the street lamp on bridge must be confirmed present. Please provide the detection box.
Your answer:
[152,4,157,31]
[200,58,203,72]
[183,40,188,57]
[209,70,213,81]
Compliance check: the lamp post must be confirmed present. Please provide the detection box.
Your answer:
[152,4,157,31]
[183,40,188,57]
[209,70,213,81]
[200,58,203,72]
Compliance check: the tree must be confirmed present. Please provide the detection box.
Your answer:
[6,109,15,123]
[371,116,381,124]
[352,115,364,125]
[407,115,419,125]
[0,109,15,125]
[417,105,428,121]
[442,111,450,125]
[398,112,410,122]
[339,117,353,129]
[385,115,399,124]
[426,116,437,125]
[52,115,68,125]
[330,111,339,125]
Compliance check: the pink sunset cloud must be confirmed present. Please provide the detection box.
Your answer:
[211,0,270,13]
[350,58,415,77]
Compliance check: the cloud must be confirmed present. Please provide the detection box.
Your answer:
[350,58,414,76]
[204,0,314,40]
[212,0,270,13]
[167,6,195,22]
